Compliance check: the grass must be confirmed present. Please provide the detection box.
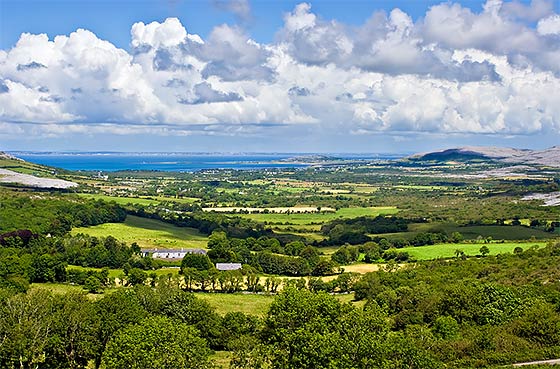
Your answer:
[211,351,232,369]
[29,283,115,300]
[335,293,366,309]
[195,293,274,317]
[197,291,366,319]
[407,223,557,240]
[394,185,450,190]
[76,193,161,206]
[401,241,547,260]
[342,263,384,274]
[239,206,398,225]
[67,265,122,279]
[71,215,208,250]
[76,193,199,206]
[0,158,56,177]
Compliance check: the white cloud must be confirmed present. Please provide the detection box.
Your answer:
[131,18,189,49]
[538,14,560,35]
[0,1,559,139]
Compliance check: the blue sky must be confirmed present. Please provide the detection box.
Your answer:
[1,0,490,49]
[0,0,559,153]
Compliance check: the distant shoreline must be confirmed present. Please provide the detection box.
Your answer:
[9,152,403,172]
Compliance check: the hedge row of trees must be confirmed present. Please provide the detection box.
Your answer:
[0,191,126,236]
[0,234,155,292]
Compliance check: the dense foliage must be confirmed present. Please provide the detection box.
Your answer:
[0,191,126,235]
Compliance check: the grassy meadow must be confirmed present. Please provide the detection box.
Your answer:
[239,206,398,225]
[371,223,558,241]
[401,241,547,260]
[29,283,116,300]
[196,293,274,317]
[76,193,199,206]
[197,291,364,317]
[71,215,208,249]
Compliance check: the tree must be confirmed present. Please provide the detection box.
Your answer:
[94,290,147,368]
[299,246,320,267]
[127,268,147,286]
[181,253,214,273]
[84,275,103,293]
[479,245,490,257]
[450,232,463,243]
[102,316,212,369]
[0,290,54,369]
[331,246,352,265]
[432,315,459,339]
[160,291,224,349]
[46,293,101,369]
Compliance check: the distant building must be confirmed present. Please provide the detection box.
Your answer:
[142,248,207,259]
[93,171,109,180]
[216,263,242,271]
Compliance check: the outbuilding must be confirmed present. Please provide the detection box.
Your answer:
[216,262,242,271]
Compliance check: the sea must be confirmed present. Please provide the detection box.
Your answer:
[10,152,398,172]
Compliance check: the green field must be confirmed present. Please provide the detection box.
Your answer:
[197,291,363,317]
[196,293,274,317]
[29,283,116,300]
[67,265,123,279]
[76,193,161,206]
[71,215,208,249]
[0,158,58,177]
[401,241,547,260]
[239,206,398,225]
[76,193,199,206]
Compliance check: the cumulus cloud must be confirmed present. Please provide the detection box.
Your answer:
[0,1,559,139]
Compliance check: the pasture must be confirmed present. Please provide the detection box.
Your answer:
[29,283,115,300]
[196,293,274,317]
[76,193,160,206]
[196,292,363,317]
[401,241,547,260]
[76,193,199,206]
[71,215,208,249]
[238,206,398,225]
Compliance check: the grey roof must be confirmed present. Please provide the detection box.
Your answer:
[216,263,242,271]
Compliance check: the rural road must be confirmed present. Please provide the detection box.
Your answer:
[512,359,560,366]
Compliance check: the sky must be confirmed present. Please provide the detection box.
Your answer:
[0,0,559,153]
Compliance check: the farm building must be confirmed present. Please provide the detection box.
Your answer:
[142,248,206,259]
[216,263,242,271]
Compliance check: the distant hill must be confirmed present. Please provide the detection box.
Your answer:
[0,151,23,161]
[410,146,560,167]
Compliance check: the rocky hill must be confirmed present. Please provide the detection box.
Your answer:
[411,146,560,167]
[0,151,23,161]
[0,152,78,189]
